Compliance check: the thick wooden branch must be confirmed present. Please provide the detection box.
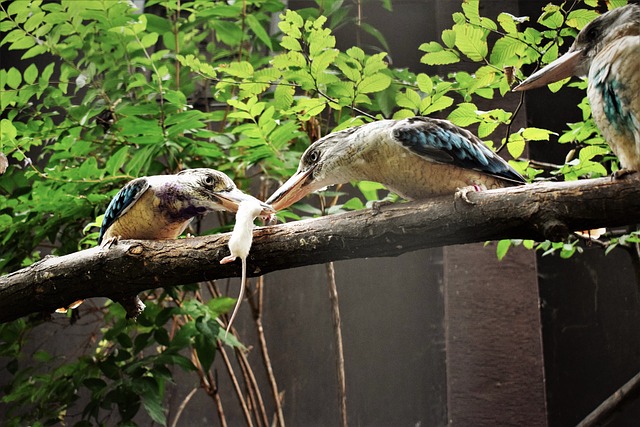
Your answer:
[2,176,640,323]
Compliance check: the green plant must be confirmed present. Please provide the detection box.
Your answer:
[0,0,632,424]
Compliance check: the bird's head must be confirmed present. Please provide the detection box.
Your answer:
[513,4,640,91]
[266,127,362,211]
[176,168,274,217]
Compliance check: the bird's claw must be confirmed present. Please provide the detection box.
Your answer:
[611,169,637,180]
[371,200,393,215]
[455,184,486,205]
[100,236,120,249]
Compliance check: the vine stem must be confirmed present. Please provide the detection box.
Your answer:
[325,262,348,427]
[253,276,286,427]
[169,387,198,427]
[217,341,255,427]
[576,370,640,427]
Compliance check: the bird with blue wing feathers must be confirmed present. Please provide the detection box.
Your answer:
[59,168,274,319]
[514,4,640,172]
[99,168,273,244]
[266,116,525,210]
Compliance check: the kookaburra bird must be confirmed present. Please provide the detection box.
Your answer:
[266,116,526,210]
[514,4,640,171]
[99,168,273,244]
[64,168,273,318]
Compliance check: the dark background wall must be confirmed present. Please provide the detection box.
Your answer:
[3,1,640,426]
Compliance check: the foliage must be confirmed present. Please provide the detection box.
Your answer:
[0,0,631,424]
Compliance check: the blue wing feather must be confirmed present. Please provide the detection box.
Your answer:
[392,117,525,184]
[98,177,150,243]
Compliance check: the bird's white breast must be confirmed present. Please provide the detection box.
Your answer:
[588,35,640,169]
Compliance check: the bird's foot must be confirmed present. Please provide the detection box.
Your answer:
[612,169,638,180]
[455,184,486,205]
[100,236,120,249]
[220,255,237,265]
[371,200,393,215]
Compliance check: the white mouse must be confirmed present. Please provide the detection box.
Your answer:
[220,199,265,334]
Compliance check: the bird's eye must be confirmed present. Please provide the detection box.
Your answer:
[204,175,214,186]
[308,150,319,163]
[585,25,599,41]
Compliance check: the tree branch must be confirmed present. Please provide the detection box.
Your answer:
[2,176,640,323]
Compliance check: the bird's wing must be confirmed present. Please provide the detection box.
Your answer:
[98,177,150,243]
[391,117,526,184]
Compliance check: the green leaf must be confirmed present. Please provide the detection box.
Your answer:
[246,14,272,49]
[496,239,511,261]
[441,29,456,48]
[359,22,390,51]
[579,145,608,162]
[356,180,385,201]
[105,146,130,175]
[21,44,47,60]
[6,67,22,89]
[194,333,216,372]
[566,9,599,30]
[447,103,480,127]
[538,5,564,29]
[420,50,459,65]
[541,43,558,64]
[140,32,159,48]
[10,35,36,51]
[422,95,453,115]
[142,391,167,426]
[416,74,433,94]
[461,0,480,24]
[490,37,526,66]
[497,13,519,34]
[280,35,302,51]
[522,127,555,141]
[336,57,361,82]
[357,73,390,94]
[224,61,254,78]
[454,24,487,61]
[507,133,525,158]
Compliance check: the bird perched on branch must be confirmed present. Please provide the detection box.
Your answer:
[514,4,640,171]
[266,116,526,210]
[99,168,272,244]
[60,168,273,318]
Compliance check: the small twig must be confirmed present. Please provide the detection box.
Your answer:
[217,340,254,427]
[572,232,609,249]
[253,276,286,427]
[576,370,640,427]
[229,296,270,426]
[211,370,229,427]
[325,262,348,427]
[497,90,526,155]
[523,158,564,170]
[170,387,198,427]
[621,241,640,296]
[208,280,269,427]
[235,342,269,427]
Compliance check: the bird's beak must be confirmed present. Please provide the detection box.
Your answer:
[213,188,274,216]
[513,49,584,91]
[266,166,316,211]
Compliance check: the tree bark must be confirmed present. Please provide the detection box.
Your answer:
[2,175,640,323]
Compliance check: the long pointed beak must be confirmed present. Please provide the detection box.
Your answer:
[213,188,274,216]
[266,167,316,211]
[513,49,584,91]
